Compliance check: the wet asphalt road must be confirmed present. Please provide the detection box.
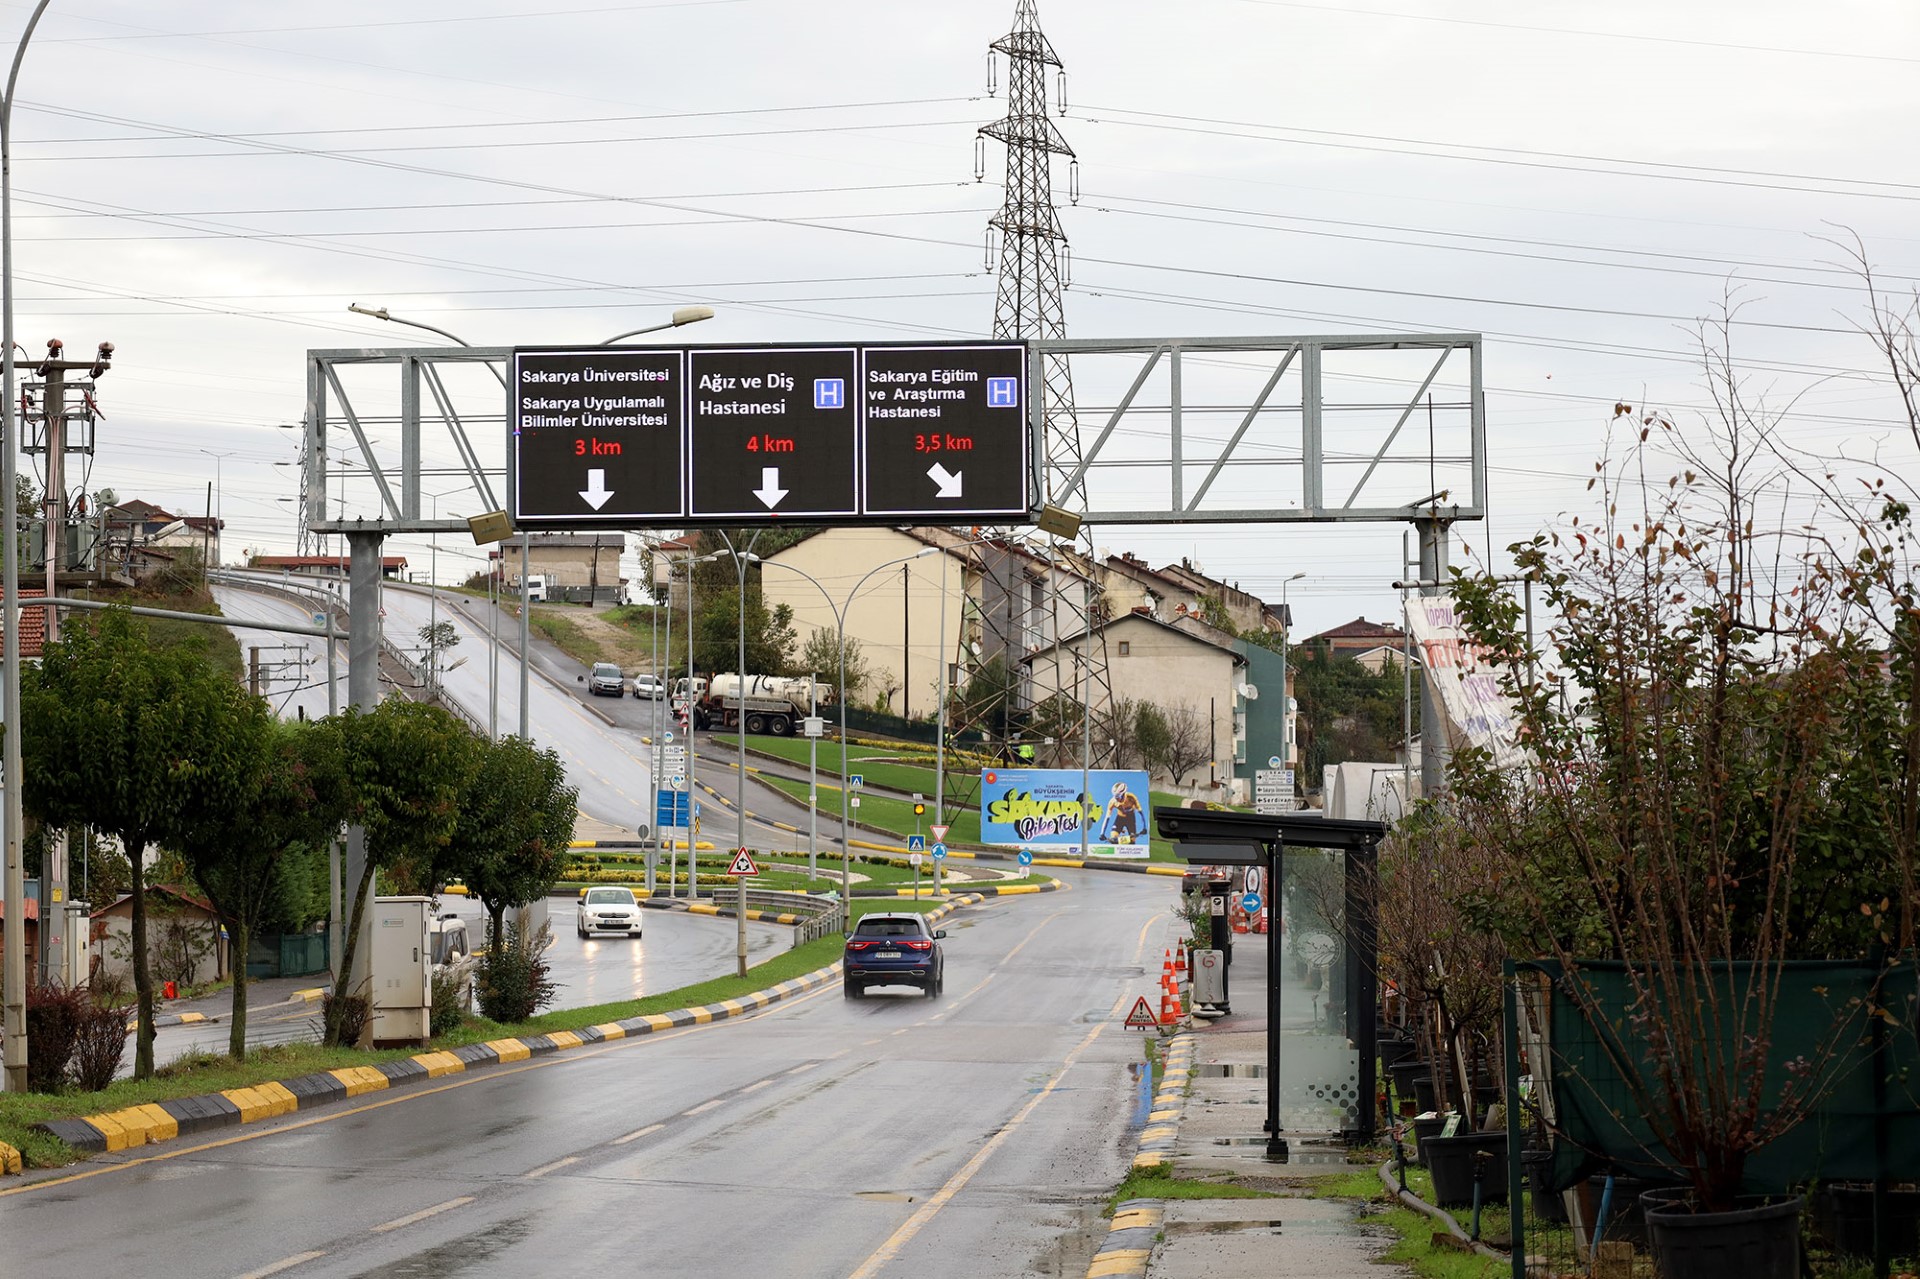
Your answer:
[2,870,1180,1279]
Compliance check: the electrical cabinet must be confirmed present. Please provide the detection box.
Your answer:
[370,895,432,1047]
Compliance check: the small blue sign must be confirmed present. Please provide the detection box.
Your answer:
[906,834,926,853]
[986,376,1020,408]
[655,791,691,827]
[932,843,947,860]
[1241,892,1263,914]
[1017,849,1033,866]
[814,378,845,410]
[849,773,864,789]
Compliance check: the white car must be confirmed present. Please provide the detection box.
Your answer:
[631,673,667,700]
[577,886,643,938]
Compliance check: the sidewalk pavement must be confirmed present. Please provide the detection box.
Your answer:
[1136,931,1411,1279]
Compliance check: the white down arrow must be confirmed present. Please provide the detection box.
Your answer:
[579,469,614,510]
[927,462,963,498]
[753,467,789,508]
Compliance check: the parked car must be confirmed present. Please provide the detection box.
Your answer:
[430,913,477,1011]
[586,662,626,697]
[578,886,643,938]
[843,912,945,998]
[632,673,667,700]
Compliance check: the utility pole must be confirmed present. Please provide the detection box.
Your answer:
[22,336,109,987]
[968,2,1114,768]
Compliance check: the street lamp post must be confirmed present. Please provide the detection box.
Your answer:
[715,533,768,980]
[2,0,56,1095]
[1278,571,1305,810]
[756,548,941,916]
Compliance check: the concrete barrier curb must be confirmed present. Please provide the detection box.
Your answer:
[22,891,984,1170]
[1085,1032,1197,1278]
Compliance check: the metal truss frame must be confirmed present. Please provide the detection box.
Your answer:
[1031,333,1485,525]
[303,331,1483,535]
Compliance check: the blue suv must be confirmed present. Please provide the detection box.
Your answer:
[843,913,945,998]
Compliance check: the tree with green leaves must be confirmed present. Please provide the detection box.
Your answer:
[20,608,269,1079]
[176,717,348,1058]
[325,699,478,1045]
[446,735,578,947]
[694,587,797,675]
[797,627,871,700]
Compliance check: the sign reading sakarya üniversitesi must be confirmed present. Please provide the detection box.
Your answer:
[978,767,1154,860]
[509,340,1030,528]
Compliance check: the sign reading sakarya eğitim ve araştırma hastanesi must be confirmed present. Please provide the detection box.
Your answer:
[978,768,1152,859]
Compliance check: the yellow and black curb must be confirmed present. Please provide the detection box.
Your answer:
[18,892,980,1169]
[1085,1033,1197,1279]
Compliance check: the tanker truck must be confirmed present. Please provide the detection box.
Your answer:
[695,673,834,736]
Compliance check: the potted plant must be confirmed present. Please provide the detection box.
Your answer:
[1435,384,1920,1275]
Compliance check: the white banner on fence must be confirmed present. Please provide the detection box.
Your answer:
[1403,595,1529,773]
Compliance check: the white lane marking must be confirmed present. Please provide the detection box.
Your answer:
[684,1098,725,1115]
[785,1062,819,1075]
[371,1196,476,1233]
[523,1155,580,1179]
[613,1123,665,1146]
[237,1252,326,1279]
[738,1078,774,1094]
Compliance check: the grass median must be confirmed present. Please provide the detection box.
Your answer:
[0,932,849,1171]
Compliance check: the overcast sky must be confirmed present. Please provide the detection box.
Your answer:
[6,0,1917,635]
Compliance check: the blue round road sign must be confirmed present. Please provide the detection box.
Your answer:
[1241,892,1263,913]
[932,843,947,860]
[1017,849,1033,866]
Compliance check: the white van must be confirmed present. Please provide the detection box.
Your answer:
[523,574,548,603]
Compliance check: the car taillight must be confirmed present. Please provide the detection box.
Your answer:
[846,941,872,951]
[904,940,932,951]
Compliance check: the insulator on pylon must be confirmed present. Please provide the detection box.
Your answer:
[974,136,986,182]
[1068,159,1080,206]
[986,51,997,97]
[1057,70,1069,115]
[1062,244,1073,288]
[983,226,998,271]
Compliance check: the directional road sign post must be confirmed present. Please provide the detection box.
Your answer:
[510,341,1032,527]
[1017,849,1033,867]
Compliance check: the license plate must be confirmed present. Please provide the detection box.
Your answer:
[876,950,901,959]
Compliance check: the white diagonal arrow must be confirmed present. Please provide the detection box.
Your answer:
[753,466,788,509]
[928,462,963,498]
[579,468,614,510]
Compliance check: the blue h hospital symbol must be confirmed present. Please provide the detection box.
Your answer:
[814,378,845,409]
[986,377,1019,408]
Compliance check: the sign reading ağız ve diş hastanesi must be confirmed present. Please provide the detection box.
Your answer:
[978,768,1152,858]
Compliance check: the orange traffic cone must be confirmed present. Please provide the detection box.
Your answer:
[1160,948,1176,987]
[1173,946,1188,982]
[1159,987,1182,1026]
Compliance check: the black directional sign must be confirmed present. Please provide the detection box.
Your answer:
[687,346,860,520]
[509,340,1031,528]
[861,343,1028,518]
[512,347,683,523]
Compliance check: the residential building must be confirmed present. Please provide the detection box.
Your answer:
[490,532,625,603]
[103,499,223,570]
[1023,610,1247,797]
[1304,616,1409,672]
[91,886,229,988]
[0,588,47,659]
[761,526,982,716]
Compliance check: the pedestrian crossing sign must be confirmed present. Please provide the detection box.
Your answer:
[727,848,759,877]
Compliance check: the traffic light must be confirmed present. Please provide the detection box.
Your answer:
[913,802,926,816]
